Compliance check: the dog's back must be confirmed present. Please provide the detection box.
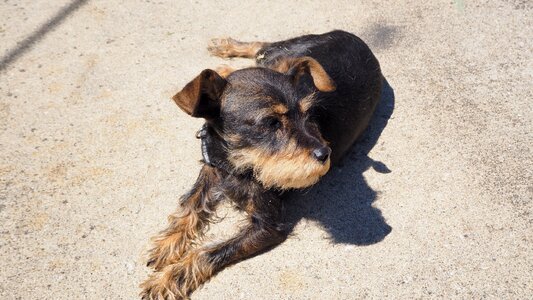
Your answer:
[257,30,383,162]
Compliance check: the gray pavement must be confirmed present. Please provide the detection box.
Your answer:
[0,1,531,299]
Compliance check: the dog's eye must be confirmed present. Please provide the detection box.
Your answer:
[263,117,281,130]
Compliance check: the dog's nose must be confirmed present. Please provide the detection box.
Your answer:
[312,146,331,163]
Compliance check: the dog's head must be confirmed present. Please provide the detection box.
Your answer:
[172,57,336,189]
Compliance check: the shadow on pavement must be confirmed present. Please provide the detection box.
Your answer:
[0,0,89,72]
[284,79,395,245]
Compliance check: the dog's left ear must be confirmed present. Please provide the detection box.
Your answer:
[274,57,336,92]
[172,69,227,119]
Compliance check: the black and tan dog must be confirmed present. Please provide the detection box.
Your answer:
[140,30,382,299]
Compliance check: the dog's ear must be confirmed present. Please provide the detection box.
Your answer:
[273,57,336,92]
[172,69,227,119]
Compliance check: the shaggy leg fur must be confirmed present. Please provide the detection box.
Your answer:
[141,198,287,299]
[145,166,222,271]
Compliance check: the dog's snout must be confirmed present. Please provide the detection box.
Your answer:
[312,146,331,163]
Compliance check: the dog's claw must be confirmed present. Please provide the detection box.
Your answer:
[146,259,155,267]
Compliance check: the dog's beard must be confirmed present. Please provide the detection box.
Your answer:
[229,143,330,189]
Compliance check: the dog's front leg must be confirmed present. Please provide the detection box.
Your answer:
[140,194,287,299]
[145,165,223,271]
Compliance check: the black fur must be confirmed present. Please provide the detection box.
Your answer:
[257,30,383,161]
[201,29,382,270]
[142,30,383,299]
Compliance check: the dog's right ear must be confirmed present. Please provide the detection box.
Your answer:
[172,69,227,119]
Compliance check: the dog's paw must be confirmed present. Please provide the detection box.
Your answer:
[141,251,213,300]
[140,267,186,300]
[207,37,238,58]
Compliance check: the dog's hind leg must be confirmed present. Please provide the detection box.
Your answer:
[208,37,268,59]
[140,194,287,299]
[145,165,222,271]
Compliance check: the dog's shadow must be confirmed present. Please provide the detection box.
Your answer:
[283,79,395,245]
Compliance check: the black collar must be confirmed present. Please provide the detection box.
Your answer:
[196,124,266,188]
[196,123,246,178]
[196,124,213,165]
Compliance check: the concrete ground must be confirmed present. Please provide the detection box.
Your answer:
[1,0,531,299]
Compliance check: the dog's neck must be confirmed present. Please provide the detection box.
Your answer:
[196,123,225,169]
[197,123,253,180]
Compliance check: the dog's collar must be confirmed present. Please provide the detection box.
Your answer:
[196,124,212,165]
[196,123,241,177]
[196,123,255,181]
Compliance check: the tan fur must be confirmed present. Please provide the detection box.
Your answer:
[214,64,236,78]
[271,59,291,73]
[146,166,220,271]
[224,133,242,145]
[229,140,330,189]
[299,92,316,113]
[272,103,289,115]
[140,250,214,300]
[271,57,336,92]
[146,207,204,271]
[208,37,265,59]
[248,106,288,124]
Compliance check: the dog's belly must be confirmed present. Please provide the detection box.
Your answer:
[257,30,382,162]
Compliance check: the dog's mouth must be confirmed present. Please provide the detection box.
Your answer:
[256,157,331,189]
[229,146,331,189]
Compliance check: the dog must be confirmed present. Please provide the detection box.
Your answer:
[140,30,382,299]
